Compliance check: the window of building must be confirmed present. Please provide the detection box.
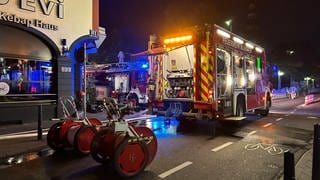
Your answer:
[0,57,55,101]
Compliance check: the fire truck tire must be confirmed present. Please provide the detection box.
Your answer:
[47,122,64,151]
[113,136,149,178]
[236,100,245,117]
[90,129,111,164]
[74,125,97,155]
[261,100,271,116]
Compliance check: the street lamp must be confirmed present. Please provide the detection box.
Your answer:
[225,19,232,31]
[278,70,284,89]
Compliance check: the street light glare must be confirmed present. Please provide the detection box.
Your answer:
[278,71,284,76]
[225,19,232,26]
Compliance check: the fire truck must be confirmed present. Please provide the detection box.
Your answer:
[86,60,149,108]
[145,24,272,121]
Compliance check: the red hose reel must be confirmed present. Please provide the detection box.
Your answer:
[47,97,157,177]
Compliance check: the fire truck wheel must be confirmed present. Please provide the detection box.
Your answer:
[90,129,111,164]
[236,100,245,117]
[113,137,149,178]
[47,122,64,151]
[74,125,97,155]
[261,100,271,116]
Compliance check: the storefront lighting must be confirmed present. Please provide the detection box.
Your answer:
[216,29,231,39]
[233,37,244,44]
[255,47,263,53]
[245,42,254,49]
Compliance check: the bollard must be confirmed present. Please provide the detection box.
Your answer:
[37,104,43,140]
[312,124,320,180]
[284,151,295,180]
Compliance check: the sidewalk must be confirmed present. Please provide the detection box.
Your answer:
[295,148,313,180]
[0,120,57,159]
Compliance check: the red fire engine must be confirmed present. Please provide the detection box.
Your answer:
[145,24,272,121]
[86,61,149,108]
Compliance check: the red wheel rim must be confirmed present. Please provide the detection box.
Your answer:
[60,120,81,145]
[88,118,102,126]
[114,139,148,177]
[91,128,116,163]
[77,126,96,154]
[133,126,158,165]
[47,122,63,150]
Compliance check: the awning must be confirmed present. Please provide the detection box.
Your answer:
[0,25,52,61]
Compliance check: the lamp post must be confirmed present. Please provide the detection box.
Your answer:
[225,19,232,31]
[278,70,284,89]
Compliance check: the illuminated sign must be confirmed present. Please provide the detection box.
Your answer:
[0,0,64,19]
[0,11,59,30]
[222,38,252,53]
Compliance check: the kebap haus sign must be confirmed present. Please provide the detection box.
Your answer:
[0,0,64,31]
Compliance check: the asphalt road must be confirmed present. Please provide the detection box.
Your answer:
[0,96,319,180]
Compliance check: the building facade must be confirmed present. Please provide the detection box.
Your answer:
[0,0,102,124]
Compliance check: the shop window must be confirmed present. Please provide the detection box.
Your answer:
[0,57,54,101]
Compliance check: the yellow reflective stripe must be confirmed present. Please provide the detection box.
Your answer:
[201,93,208,101]
[208,73,213,82]
[200,83,208,92]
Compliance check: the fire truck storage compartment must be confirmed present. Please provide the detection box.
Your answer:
[163,45,194,100]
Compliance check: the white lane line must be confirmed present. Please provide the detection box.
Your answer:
[211,142,233,152]
[285,114,289,117]
[247,131,257,136]
[307,116,318,119]
[276,118,283,121]
[263,123,273,128]
[158,161,193,179]
[2,128,49,136]
[0,132,48,140]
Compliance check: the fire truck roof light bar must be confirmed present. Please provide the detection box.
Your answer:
[232,37,244,44]
[216,29,231,39]
[255,47,263,53]
[164,35,193,44]
[245,42,254,49]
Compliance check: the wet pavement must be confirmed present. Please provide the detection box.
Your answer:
[0,108,318,179]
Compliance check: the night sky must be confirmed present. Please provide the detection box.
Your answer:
[99,0,320,77]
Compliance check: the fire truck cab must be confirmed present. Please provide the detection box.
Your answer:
[86,61,149,108]
[147,24,272,121]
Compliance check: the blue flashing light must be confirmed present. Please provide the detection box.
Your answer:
[142,63,148,69]
[272,64,278,76]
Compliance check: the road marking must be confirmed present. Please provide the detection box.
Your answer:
[0,132,48,140]
[263,123,273,128]
[247,131,257,136]
[276,118,283,121]
[285,114,289,117]
[2,129,49,136]
[158,161,193,179]
[211,142,233,152]
[307,116,318,119]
